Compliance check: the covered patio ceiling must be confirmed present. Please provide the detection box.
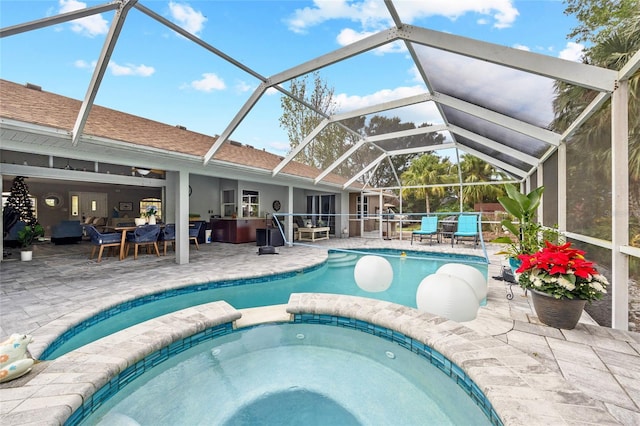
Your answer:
[1,0,638,189]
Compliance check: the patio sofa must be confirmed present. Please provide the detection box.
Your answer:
[51,220,83,245]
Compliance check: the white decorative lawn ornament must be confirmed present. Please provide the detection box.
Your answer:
[416,274,480,322]
[0,334,35,383]
[436,263,488,303]
[354,255,393,292]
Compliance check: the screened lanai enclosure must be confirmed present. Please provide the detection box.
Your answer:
[1,1,638,330]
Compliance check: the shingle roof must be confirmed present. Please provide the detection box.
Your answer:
[0,79,347,186]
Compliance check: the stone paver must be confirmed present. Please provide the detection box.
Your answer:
[1,238,639,424]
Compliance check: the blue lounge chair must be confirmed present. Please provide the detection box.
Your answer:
[452,214,479,248]
[411,216,439,245]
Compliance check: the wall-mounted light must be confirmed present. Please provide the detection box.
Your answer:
[136,168,151,176]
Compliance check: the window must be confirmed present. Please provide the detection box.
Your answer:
[140,198,162,219]
[356,195,368,219]
[242,190,259,217]
[222,190,236,217]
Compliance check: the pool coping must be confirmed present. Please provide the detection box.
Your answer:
[0,294,620,425]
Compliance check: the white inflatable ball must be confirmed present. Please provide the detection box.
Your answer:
[354,255,393,292]
[416,273,480,322]
[436,263,487,303]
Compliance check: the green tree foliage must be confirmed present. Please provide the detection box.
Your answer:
[564,0,639,45]
[554,3,639,240]
[401,154,456,213]
[279,73,446,188]
[459,154,508,208]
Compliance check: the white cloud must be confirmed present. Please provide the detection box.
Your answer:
[73,59,93,69]
[558,42,584,62]
[58,0,108,37]
[336,28,405,53]
[108,62,155,77]
[235,80,253,93]
[190,73,226,92]
[333,85,442,125]
[286,0,519,34]
[169,1,207,35]
[512,44,530,51]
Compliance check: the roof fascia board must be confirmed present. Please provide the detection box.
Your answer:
[268,28,400,86]
[448,125,539,166]
[0,163,165,187]
[272,118,330,177]
[343,153,387,189]
[1,118,71,138]
[388,142,456,156]
[403,25,617,92]
[203,84,267,164]
[433,92,560,146]
[72,0,137,146]
[330,93,431,122]
[457,144,527,178]
[0,2,119,38]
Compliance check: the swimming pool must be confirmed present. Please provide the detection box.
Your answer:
[42,249,487,359]
[81,323,493,425]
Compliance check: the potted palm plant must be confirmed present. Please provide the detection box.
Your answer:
[17,223,44,261]
[492,184,557,268]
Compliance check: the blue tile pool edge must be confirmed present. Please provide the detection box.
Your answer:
[40,262,327,360]
[293,314,504,426]
[41,249,486,360]
[64,317,503,426]
[64,321,236,426]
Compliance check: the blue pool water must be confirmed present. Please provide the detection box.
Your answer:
[43,249,487,360]
[82,323,492,426]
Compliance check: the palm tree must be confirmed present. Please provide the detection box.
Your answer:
[401,154,455,213]
[459,155,507,208]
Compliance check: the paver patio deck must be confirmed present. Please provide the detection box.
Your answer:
[1,237,639,425]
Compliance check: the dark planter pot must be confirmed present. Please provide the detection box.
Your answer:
[531,290,587,329]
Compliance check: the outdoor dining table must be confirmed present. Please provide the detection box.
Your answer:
[113,224,165,260]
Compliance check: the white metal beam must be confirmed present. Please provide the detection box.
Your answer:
[343,153,387,189]
[314,139,370,184]
[273,118,330,177]
[268,28,400,86]
[403,25,617,92]
[387,142,456,156]
[561,92,611,141]
[456,145,527,178]
[330,93,432,122]
[72,0,137,145]
[203,84,268,164]
[448,125,539,166]
[0,2,119,38]
[611,80,630,330]
[434,92,560,146]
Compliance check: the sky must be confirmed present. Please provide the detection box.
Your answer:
[0,0,585,157]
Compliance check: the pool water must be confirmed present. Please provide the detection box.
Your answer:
[43,249,487,359]
[84,323,491,425]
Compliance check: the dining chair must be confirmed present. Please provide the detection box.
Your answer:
[125,225,161,259]
[162,224,176,256]
[85,225,121,263]
[189,222,203,250]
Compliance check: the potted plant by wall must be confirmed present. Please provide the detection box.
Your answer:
[492,184,557,269]
[516,241,608,329]
[17,224,44,261]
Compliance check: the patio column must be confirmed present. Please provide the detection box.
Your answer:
[611,79,629,330]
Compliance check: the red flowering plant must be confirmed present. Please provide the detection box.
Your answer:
[516,241,608,302]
